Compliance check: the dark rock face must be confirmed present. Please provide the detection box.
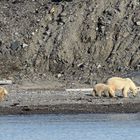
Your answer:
[0,0,139,83]
[122,71,140,86]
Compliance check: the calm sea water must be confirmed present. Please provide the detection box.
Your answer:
[0,113,140,140]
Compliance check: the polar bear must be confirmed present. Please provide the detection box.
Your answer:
[92,83,115,97]
[107,77,137,98]
[0,87,8,101]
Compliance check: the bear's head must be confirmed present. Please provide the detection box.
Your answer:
[126,78,137,96]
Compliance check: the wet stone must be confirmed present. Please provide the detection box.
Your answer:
[10,41,21,51]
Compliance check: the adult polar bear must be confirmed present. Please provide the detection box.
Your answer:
[107,77,137,98]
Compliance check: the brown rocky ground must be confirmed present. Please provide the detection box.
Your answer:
[0,0,140,114]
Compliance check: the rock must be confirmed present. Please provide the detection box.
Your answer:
[97,64,101,69]
[0,0,140,84]
[22,43,28,48]
[61,12,67,16]
[11,0,18,4]
[136,21,140,25]
[77,63,84,68]
[57,74,62,78]
[31,32,35,35]
[122,72,140,86]
[95,27,98,30]
[10,41,21,51]
[0,80,12,85]
[0,40,2,46]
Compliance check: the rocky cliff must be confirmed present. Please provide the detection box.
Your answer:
[0,0,140,85]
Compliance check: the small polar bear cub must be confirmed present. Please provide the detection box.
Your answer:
[92,83,115,97]
[0,87,8,101]
[107,77,137,98]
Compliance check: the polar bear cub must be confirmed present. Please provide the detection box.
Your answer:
[0,87,8,101]
[92,83,115,97]
[107,77,137,98]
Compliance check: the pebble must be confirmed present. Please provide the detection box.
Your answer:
[97,64,101,69]
[136,21,140,26]
[57,74,62,78]
[95,27,98,31]
[22,43,28,48]
[10,41,21,51]
[61,12,67,16]
[32,32,35,35]
[77,63,84,68]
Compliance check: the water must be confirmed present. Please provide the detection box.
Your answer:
[0,113,140,140]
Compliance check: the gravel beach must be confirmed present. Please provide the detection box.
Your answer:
[0,84,140,115]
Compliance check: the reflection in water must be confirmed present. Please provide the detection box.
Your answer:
[0,113,140,140]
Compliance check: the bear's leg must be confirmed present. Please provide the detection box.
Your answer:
[97,91,102,97]
[104,90,109,97]
[92,89,96,96]
[93,90,100,97]
[0,94,4,101]
[133,92,136,97]
[109,88,115,97]
[122,87,129,98]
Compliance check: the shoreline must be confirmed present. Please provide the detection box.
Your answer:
[0,103,140,115]
[0,85,140,115]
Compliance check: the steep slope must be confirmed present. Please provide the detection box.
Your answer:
[0,0,139,84]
